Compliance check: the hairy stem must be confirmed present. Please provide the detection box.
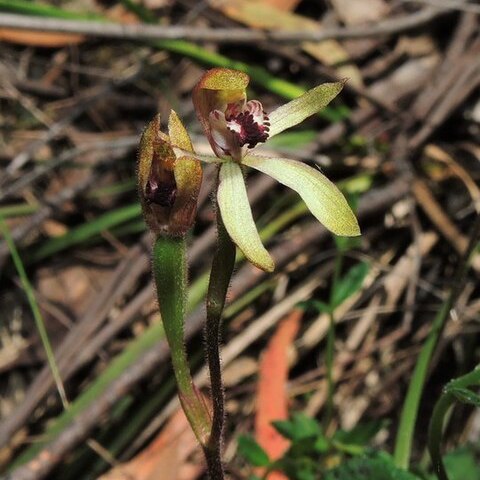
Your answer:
[204,210,236,479]
[153,236,211,446]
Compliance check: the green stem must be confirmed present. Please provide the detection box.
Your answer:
[393,215,480,469]
[204,209,236,480]
[152,236,211,446]
[324,251,344,431]
[428,366,480,480]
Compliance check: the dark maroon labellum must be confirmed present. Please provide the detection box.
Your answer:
[145,178,177,208]
[225,104,270,149]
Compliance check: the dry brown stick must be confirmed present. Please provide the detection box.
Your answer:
[0,8,450,44]
[0,144,135,266]
[412,179,480,272]
[409,56,480,151]
[411,23,479,121]
[5,178,409,480]
[0,175,92,267]
[2,65,142,178]
[316,55,439,149]
[0,136,138,201]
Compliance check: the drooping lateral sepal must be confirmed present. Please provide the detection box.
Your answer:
[217,162,275,272]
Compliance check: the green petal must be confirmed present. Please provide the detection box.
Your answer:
[218,162,275,272]
[243,155,360,237]
[268,81,345,138]
[168,110,194,153]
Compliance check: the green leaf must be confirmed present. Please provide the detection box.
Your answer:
[324,451,421,480]
[441,447,480,480]
[273,413,322,442]
[331,262,369,309]
[237,435,271,467]
[448,387,480,407]
[243,155,360,237]
[332,420,386,455]
[268,81,345,138]
[28,203,142,263]
[314,435,330,453]
[334,420,386,448]
[297,299,330,314]
[218,162,274,272]
[333,193,361,252]
[277,456,318,480]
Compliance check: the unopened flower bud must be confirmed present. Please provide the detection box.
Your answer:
[138,113,202,237]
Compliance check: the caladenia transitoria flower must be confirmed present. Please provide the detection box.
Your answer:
[192,68,360,272]
[138,68,361,480]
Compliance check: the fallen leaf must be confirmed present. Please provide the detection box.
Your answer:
[210,0,363,86]
[255,309,302,479]
[99,407,203,480]
[0,2,136,47]
[0,30,84,47]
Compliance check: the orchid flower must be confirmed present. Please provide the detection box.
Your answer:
[190,68,360,272]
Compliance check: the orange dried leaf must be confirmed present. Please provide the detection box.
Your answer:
[0,29,84,47]
[99,408,203,480]
[255,309,302,479]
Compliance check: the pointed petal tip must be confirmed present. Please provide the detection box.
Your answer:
[253,255,275,273]
[333,219,361,238]
[217,162,275,273]
[268,80,346,138]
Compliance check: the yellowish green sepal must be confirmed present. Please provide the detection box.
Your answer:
[243,155,360,237]
[268,80,346,138]
[217,162,275,272]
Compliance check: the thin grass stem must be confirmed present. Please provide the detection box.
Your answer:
[0,216,68,409]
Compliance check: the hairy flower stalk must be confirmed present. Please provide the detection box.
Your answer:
[138,113,211,446]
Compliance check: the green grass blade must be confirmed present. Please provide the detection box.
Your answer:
[0,217,68,409]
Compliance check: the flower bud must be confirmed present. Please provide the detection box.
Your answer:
[138,113,202,237]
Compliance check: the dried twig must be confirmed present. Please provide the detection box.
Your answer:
[0,8,450,44]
